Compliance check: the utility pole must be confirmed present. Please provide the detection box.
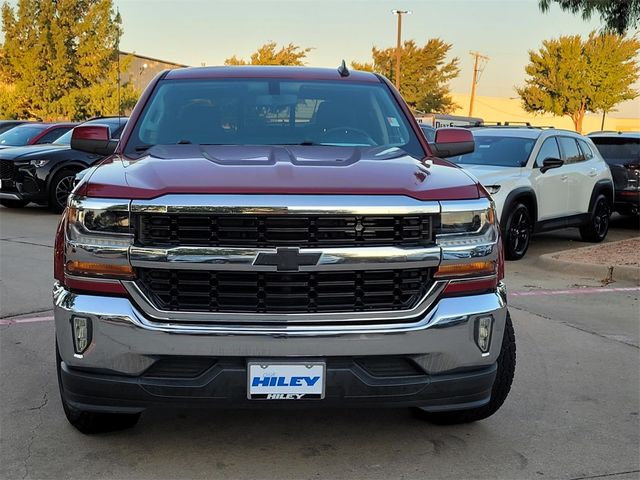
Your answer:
[468,51,489,117]
[391,9,411,91]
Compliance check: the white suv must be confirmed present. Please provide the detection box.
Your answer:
[449,128,614,260]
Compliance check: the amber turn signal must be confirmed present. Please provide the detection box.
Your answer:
[435,261,496,278]
[66,261,135,279]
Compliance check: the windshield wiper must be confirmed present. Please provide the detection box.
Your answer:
[134,140,193,152]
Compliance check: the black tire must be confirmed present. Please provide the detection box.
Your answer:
[413,311,516,425]
[503,203,532,260]
[56,343,141,434]
[579,194,610,243]
[49,169,77,213]
[0,199,29,208]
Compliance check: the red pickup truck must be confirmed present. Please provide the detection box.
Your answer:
[53,66,515,433]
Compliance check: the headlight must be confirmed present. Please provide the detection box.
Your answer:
[65,197,133,279]
[30,159,50,168]
[486,185,501,195]
[436,204,497,247]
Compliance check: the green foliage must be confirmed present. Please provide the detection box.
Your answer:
[517,32,639,132]
[539,0,639,35]
[352,39,460,114]
[0,0,139,121]
[225,42,312,66]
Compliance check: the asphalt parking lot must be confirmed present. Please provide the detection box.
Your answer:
[1,206,638,480]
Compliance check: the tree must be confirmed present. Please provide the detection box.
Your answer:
[352,39,460,113]
[517,32,639,132]
[225,42,312,66]
[0,0,138,121]
[539,0,640,35]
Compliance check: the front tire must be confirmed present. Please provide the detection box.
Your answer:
[56,343,141,434]
[580,194,610,242]
[49,170,77,213]
[503,203,532,260]
[0,199,29,208]
[414,312,516,425]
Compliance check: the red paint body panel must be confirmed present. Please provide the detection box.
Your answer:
[83,150,480,201]
[434,128,474,144]
[72,125,110,141]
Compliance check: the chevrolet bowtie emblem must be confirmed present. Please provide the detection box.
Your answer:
[254,247,321,272]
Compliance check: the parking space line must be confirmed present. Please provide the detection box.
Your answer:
[0,315,54,325]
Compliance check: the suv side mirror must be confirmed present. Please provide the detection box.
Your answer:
[431,128,474,158]
[70,125,117,155]
[540,157,564,173]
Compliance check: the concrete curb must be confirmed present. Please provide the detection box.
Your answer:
[538,252,640,284]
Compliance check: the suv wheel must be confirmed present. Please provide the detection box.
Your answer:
[413,311,516,425]
[503,204,531,260]
[0,199,29,208]
[580,194,610,242]
[49,170,77,213]
[56,343,141,434]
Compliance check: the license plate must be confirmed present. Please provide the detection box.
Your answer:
[248,362,325,400]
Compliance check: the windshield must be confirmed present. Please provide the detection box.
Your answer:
[450,135,536,167]
[591,137,640,165]
[0,125,44,146]
[125,78,424,157]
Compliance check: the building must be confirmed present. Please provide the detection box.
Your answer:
[120,51,189,92]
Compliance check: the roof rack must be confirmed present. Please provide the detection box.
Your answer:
[475,121,555,129]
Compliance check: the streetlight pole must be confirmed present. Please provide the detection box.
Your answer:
[391,9,411,91]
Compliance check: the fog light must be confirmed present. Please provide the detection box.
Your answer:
[72,316,91,354]
[475,315,493,353]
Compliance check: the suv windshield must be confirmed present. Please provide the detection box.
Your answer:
[591,137,640,165]
[450,135,536,167]
[0,125,44,146]
[124,78,423,157]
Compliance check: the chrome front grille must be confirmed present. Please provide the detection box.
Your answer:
[136,267,432,314]
[135,213,434,248]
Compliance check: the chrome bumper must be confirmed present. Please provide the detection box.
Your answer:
[53,282,508,377]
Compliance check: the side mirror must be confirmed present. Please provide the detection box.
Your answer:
[70,125,117,155]
[431,128,474,158]
[540,157,564,173]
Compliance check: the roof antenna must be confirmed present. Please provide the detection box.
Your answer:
[338,59,350,77]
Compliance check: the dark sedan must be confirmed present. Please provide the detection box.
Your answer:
[589,131,640,216]
[0,117,127,212]
[0,122,76,149]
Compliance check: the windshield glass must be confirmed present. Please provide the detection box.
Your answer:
[591,137,640,165]
[125,79,423,157]
[0,126,44,146]
[450,135,536,167]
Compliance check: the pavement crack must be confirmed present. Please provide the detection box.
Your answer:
[0,238,52,248]
[509,305,639,349]
[568,469,640,480]
[22,392,48,480]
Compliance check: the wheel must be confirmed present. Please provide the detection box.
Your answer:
[56,343,141,434]
[0,199,28,208]
[413,311,516,425]
[502,203,532,260]
[579,194,610,242]
[49,169,77,213]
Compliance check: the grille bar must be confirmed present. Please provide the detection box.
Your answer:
[136,268,432,314]
[136,214,433,248]
[0,160,16,180]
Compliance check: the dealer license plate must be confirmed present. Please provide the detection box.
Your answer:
[247,362,325,400]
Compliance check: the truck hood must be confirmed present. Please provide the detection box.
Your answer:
[80,145,480,201]
[456,164,523,187]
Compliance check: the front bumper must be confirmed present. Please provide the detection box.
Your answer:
[54,283,507,412]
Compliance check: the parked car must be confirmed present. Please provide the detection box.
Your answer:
[53,66,515,434]
[589,131,640,216]
[0,117,127,212]
[449,127,613,260]
[0,122,76,149]
[419,124,436,142]
[0,120,31,135]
